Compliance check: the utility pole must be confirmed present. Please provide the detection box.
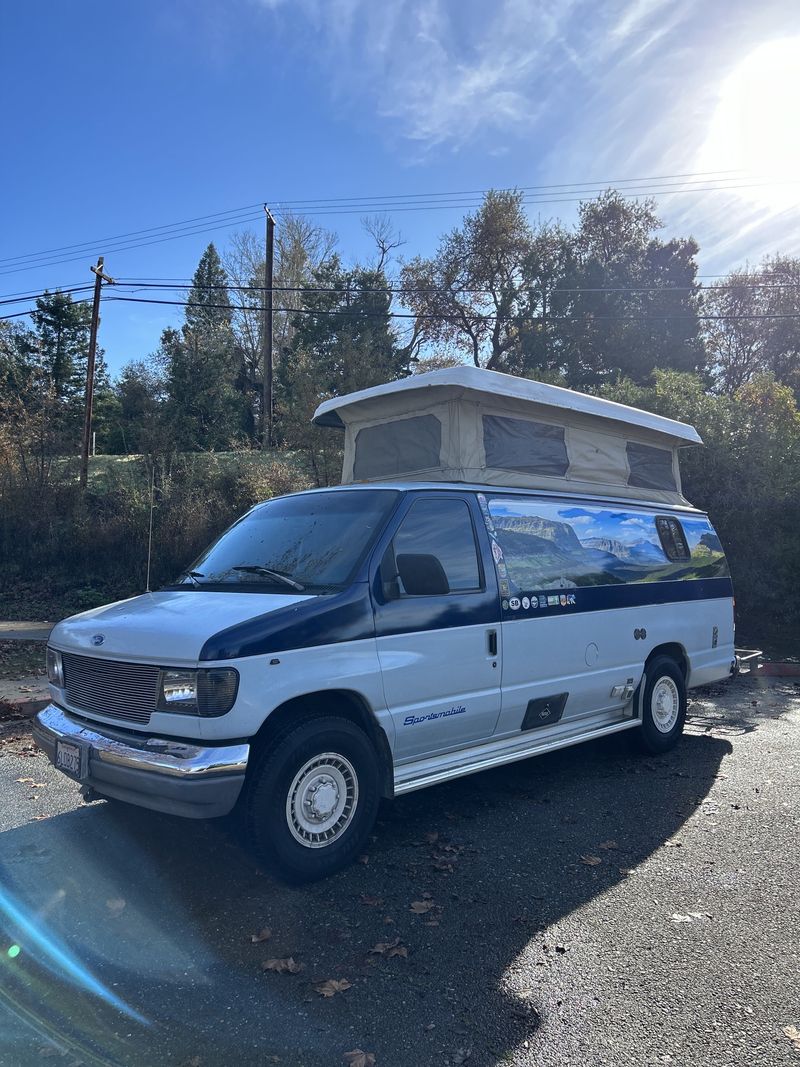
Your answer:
[261,205,275,449]
[80,256,115,491]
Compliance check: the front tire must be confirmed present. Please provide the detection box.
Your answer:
[634,655,687,755]
[245,716,380,883]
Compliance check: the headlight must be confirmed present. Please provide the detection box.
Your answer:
[157,668,239,717]
[46,648,64,688]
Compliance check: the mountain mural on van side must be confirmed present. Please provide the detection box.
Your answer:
[490,506,729,591]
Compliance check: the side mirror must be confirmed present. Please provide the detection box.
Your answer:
[396,553,450,596]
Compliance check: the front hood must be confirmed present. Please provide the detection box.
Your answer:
[49,590,314,665]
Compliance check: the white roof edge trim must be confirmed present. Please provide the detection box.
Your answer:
[312,366,702,445]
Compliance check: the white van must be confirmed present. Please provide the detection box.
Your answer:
[34,368,735,882]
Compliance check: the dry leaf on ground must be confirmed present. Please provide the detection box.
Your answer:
[598,840,618,850]
[580,855,603,866]
[261,957,304,974]
[316,978,352,997]
[250,927,272,943]
[360,894,383,907]
[669,913,693,923]
[782,1025,800,1050]
[370,937,408,959]
[343,1051,376,1067]
[410,899,436,914]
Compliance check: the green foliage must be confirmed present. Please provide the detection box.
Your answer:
[277,256,410,484]
[159,244,251,450]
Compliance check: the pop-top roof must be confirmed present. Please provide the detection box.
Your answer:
[312,366,702,445]
[311,366,701,505]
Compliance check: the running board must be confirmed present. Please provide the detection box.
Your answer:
[393,715,640,796]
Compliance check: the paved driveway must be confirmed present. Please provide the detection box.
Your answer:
[0,676,798,1067]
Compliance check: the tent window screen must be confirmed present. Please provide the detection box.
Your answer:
[626,441,677,491]
[353,415,442,479]
[482,415,568,476]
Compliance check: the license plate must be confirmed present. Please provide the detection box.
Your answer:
[55,740,86,781]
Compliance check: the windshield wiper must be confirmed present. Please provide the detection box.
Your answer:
[178,570,205,587]
[231,566,305,591]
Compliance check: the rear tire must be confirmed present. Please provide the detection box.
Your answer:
[634,655,686,755]
[245,716,380,883]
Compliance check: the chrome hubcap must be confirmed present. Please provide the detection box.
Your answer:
[652,676,680,733]
[286,753,358,848]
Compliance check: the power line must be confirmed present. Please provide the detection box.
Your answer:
[3,171,798,279]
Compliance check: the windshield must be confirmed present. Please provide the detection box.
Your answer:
[174,489,398,593]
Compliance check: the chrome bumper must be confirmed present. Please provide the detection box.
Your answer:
[33,704,249,818]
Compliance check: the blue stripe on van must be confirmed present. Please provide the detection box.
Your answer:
[200,583,375,661]
[201,575,732,660]
[502,576,733,620]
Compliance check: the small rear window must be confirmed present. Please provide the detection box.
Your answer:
[655,516,691,561]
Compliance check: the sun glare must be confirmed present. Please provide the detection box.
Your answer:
[699,37,800,211]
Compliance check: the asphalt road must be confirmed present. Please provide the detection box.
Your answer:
[0,676,798,1067]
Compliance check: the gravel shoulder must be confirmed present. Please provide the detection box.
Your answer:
[0,675,798,1067]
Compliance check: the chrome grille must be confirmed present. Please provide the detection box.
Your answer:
[62,652,160,725]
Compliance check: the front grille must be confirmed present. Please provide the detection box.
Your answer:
[62,652,161,725]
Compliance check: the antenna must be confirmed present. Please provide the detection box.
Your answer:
[145,463,156,593]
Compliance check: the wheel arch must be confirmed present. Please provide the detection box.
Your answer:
[250,689,394,798]
[645,641,689,680]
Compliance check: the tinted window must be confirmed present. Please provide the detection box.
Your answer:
[178,490,398,592]
[483,415,569,476]
[655,516,691,561]
[626,441,677,491]
[354,415,442,479]
[487,498,728,591]
[393,498,481,593]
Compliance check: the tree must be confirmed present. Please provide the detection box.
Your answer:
[277,257,410,484]
[401,190,535,370]
[553,193,705,387]
[106,360,167,454]
[703,255,800,396]
[160,244,251,451]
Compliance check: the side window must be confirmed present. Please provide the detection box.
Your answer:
[391,498,481,596]
[655,516,691,561]
[353,415,442,479]
[626,441,677,491]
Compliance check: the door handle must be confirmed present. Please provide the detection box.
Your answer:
[487,629,498,656]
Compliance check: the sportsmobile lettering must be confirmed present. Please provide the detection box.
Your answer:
[403,705,467,727]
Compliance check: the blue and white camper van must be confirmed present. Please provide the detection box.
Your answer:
[34,368,736,882]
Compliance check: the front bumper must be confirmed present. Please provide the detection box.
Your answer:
[32,704,249,819]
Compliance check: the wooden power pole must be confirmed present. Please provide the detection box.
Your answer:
[80,256,115,490]
[262,205,275,449]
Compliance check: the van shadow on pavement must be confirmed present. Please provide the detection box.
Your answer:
[0,725,734,1067]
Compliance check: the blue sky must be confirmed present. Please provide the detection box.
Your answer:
[3,0,800,375]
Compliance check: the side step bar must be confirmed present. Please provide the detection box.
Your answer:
[393,715,640,796]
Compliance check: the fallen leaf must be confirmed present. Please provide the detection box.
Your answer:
[105,898,126,916]
[619,867,635,876]
[370,937,408,959]
[250,927,272,943]
[261,957,304,974]
[598,840,618,850]
[669,913,693,923]
[316,978,352,997]
[580,855,603,866]
[410,899,436,914]
[452,1048,472,1064]
[782,1025,800,1051]
[360,895,383,907]
[343,1051,375,1067]
[15,777,35,784]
